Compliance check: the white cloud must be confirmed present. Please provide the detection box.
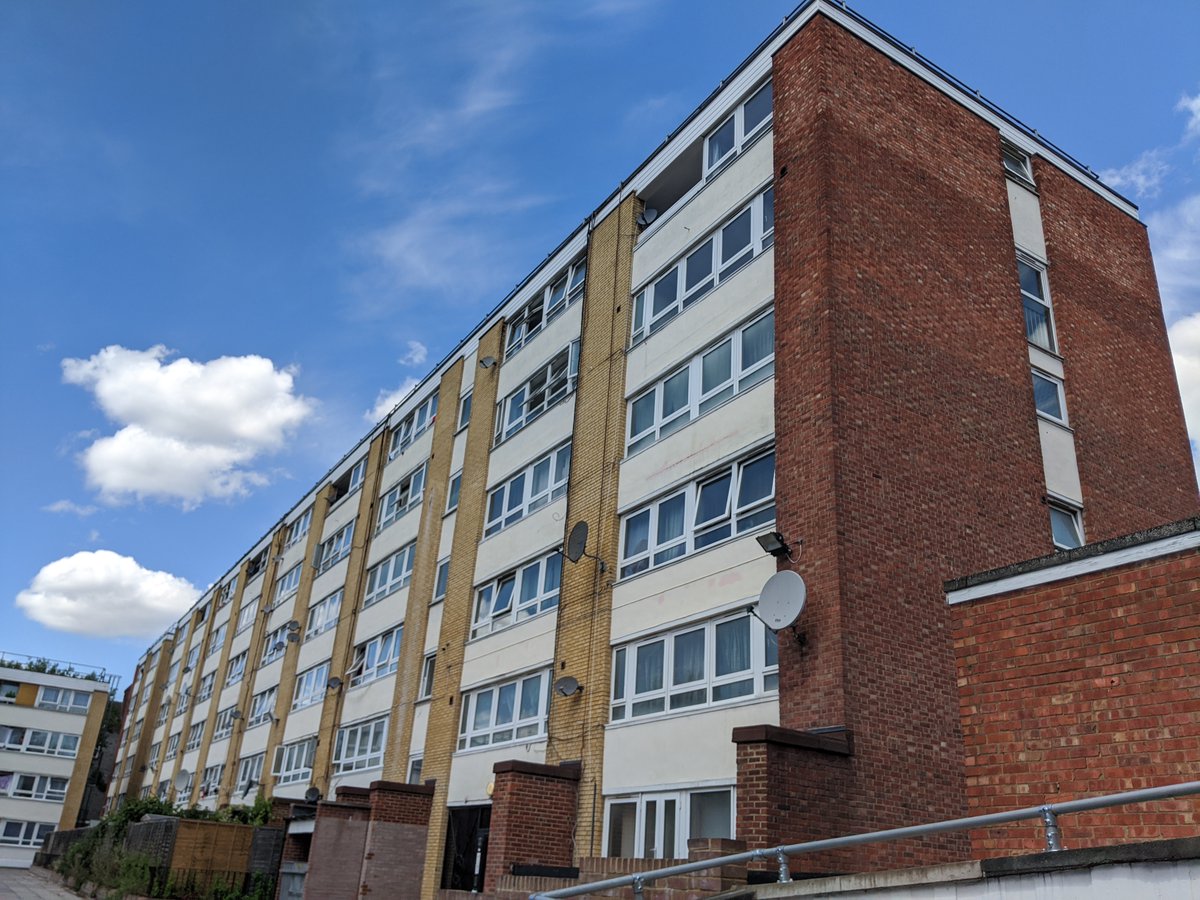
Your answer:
[43,499,97,517]
[15,550,199,638]
[366,376,418,423]
[1168,313,1200,475]
[1179,91,1200,143]
[87,530,101,543]
[1148,193,1200,323]
[400,340,428,367]
[62,345,314,508]
[1100,149,1170,200]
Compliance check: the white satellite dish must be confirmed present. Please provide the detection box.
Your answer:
[173,769,192,793]
[755,570,806,630]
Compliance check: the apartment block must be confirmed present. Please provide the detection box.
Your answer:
[1,664,110,868]
[105,1,1197,896]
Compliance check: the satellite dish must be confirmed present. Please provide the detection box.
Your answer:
[554,675,582,697]
[565,522,589,563]
[327,677,343,691]
[173,770,191,792]
[755,570,807,630]
[304,787,321,804]
[637,208,659,227]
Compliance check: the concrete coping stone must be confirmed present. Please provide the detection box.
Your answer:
[368,778,436,796]
[492,758,583,780]
[980,835,1200,876]
[730,724,853,756]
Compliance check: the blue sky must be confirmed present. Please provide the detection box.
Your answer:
[3,0,1198,686]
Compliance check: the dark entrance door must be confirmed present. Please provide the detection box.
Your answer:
[441,804,491,891]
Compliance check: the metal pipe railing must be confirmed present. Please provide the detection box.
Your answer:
[530,779,1200,898]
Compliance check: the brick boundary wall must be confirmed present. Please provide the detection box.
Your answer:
[484,760,581,891]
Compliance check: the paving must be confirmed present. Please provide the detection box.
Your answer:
[0,868,82,900]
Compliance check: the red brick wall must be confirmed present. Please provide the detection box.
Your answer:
[772,12,1050,865]
[305,802,369,900]
[953,543,1200,853]
[1034,162,1199,534]
[369,779,434,825]
[483,761,580,891]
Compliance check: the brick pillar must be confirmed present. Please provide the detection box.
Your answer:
[304,800,370,900]
[733,725,856,876]
[360,781,435,894]
[484,760,581,891]
[681,838,748,895]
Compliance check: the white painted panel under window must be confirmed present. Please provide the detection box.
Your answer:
[1007,179,1047,261]
[446,740,547,805]
[486,400,575,487]
[474,496,567,587]
[496,302,584,398]
[353,602,403,651]
[425,603,443,655]
[460,617,556,692]
[338,674,394,726]
[1038,419,1083,505]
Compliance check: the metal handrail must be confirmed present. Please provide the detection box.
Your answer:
[530,779,1200,898]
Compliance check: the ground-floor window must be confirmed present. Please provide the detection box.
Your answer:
[604,786,733,859]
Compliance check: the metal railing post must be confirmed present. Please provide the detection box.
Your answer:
[1040,806,1064,852]
[632,874,645,898]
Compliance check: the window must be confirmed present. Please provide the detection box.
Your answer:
[292,661,330,711]
[157,779,170,800]
[176,769,194,800]
[1050,502,1084,550]
[130,719,143,744]
[156,700,170,726]
[226,651,248,687]
[1018,257,1055,351]
[246,548,268,580]
[8,774,68,802]
[285,506,313,549]
[349,627,402,688]
[273,564,302,608]
[236,598,258,634]
[504,256,588,357]
[185,722,204,752]
[147,741,161,765]
[418,653,436,701]
[175,686,191,717]
[0,681,17,703]
[705,79,772,176]
[628,310,774,454]
[199,764,224,799]
[305,589,342,640]
[495,342,580,442]
[207,622,227,657]
[248,687,277,728]
[363,544,416,607]
[36,686,90,714]
[0,820,54,848]
[196,672,215,703]
[485,443,572,537]
[389,393,439,460]
[446,472,462,513]
[329,457,368,507]
[472,551,562,638]
[620,448,775,577]
[632,187,774,343]
[605,787,733,860]
[1002,143,1033,182]
[458,670,549,750]
[236,752,265,796]
[433,559,450,604]
[212,706,238,741]
[332,716,388,774]
[315,521,355,574]
[407,757,423,785]
[1032,370,1068,425]
[164,732,181,761]
[261,625,289,666]
[273,737,316,785]
[184,643,201,673]
[378,462,426,531]
[215,579,235,609]
[458,392,473,430]
[610,612,778,722]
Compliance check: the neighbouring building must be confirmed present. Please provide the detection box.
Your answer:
[104,1,1198,896]
[1,662,113,868]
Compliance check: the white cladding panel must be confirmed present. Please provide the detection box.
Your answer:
[1007,179,1048,260]
[338,676,395,726]
[486,401,575,490]
[460,618,556,692]
[474,497,568,586]
[1039,420,1083,505]
[447,741,547,806]
[495,303,583,398]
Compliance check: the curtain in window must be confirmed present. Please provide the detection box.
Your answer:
[741,313,774,369]
[702,341,732,393]
[715,618,750,675]
[635,641,664,693]
[673,630,706,685]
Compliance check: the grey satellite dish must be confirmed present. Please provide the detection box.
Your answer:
[637,208,659,227]
[755,570,807,630]
[327,676,343,691]
[304,787,321,804]
[173,770,191,793]
[554,675,582,697]
[566,522,589,563]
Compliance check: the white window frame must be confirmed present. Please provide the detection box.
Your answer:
[603,786,735,860]
[305,589,343,640]
[332,716,388,774]
[199,763,224,799]
[458,391,473,430]
[349,626,402,688]
[504,256,587,358]
[363,543,416,607]
[378,462,426,532]
[1,727,77,757]
[457,670,550,751]
[446,471,462,513]
[236,599,258,634]
[407,757,423,784]
[236,752,265,796]
[215,579,234,609]
[284,506,313,549]
[1002,142,1034,183]
[389,392,439,460]
[273,563,302,608]
[610,611,778,723]
[632,186,774,344]
[315,521,355,574]
[1018,254,1056,352]
[196,672,215,703]
[261,625,289,666]
[484,443,572,537]
[627,309,775,454]
[273,737,317,785]
[226,651,248,687]
[212,705,238,741]
[292,660,331,711]
[1,681,18,703]
[1032,369,1068,426]
[1049,500,1085,551]
[7,774,68,803]
[207,622,227,657]
[433,559,450,604]
[36,686,90,715]
[164,731,181,761]
[0,820,55,848]
[704,78,772,177]
[471,550,562,638]
[184,643,201,673]
[418,653,436,701]
[247,687,277,728]
[619,447,775,578]
[185,722,204,752]
[495,342,580,443]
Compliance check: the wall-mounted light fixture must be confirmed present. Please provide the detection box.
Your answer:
[755,531,796,560]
